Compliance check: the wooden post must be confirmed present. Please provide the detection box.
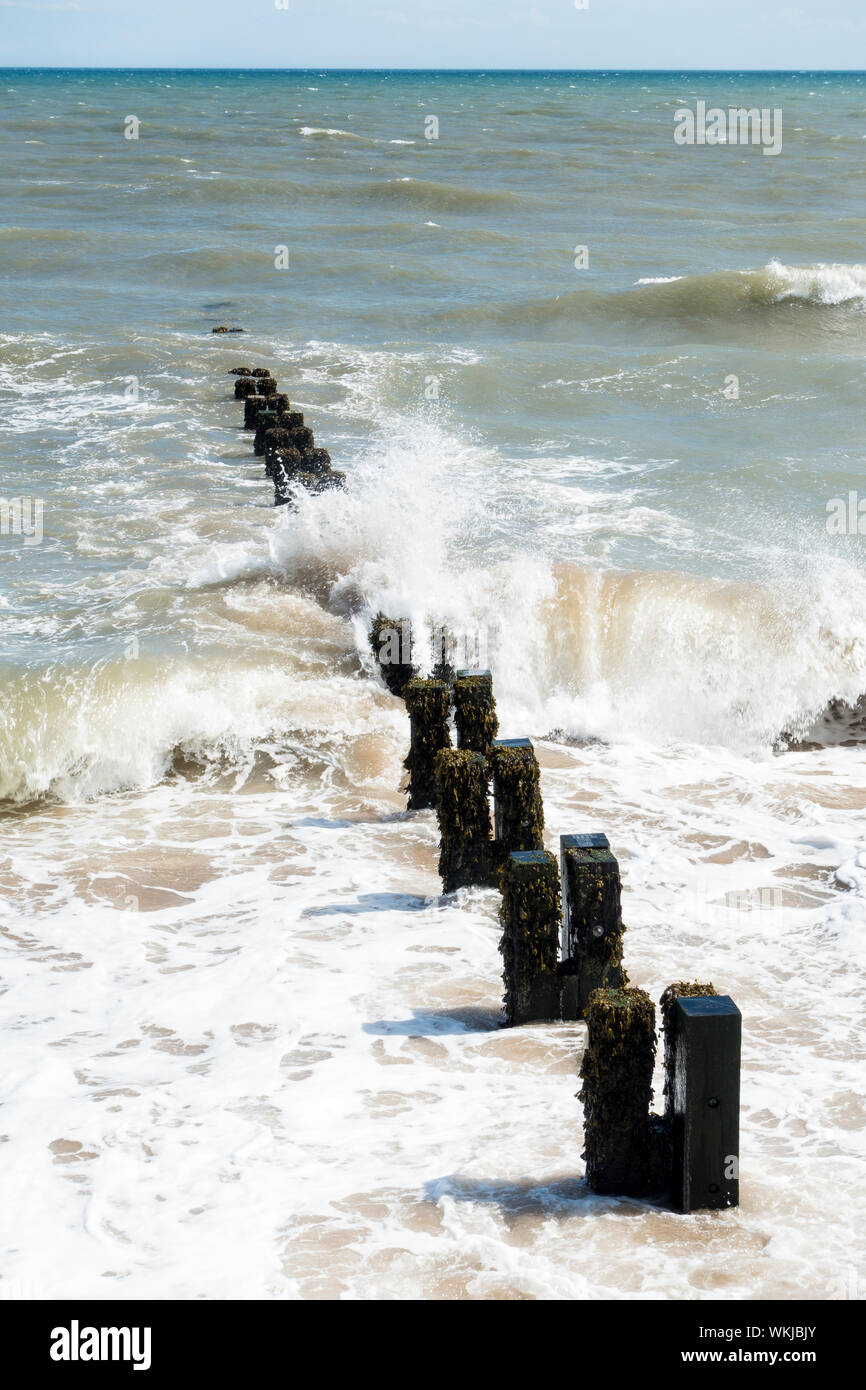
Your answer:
[434,748,492,892]
[453,669,498,755]
[579,987,657,1196]
[489,738,544,854]
[499,850,561,1025]
[669,995,741,1213]
[659,982,717,1120]
[244,394,271,429]
[403,679,451,810]
[369,613,416,697]
[234,377,257,399]
[254,411,281,455]
[257,378,277,396]
[559,833,625,1020]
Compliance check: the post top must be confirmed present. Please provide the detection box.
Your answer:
[508,850,553,867]
[455,669,492,682]
[676,995,741,1020]
[561,833,611,851]
[492,737,533,750]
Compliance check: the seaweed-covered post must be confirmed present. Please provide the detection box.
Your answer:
[453,670,498,755]
[579,987,657,1196]
[369,613,416,698]
[559,833,625,1020]
[234,376,257,399]
[403,678,451,810]
[668,994,742,1213]
[489,738,544,854]
[499,850,561,1025]
[434,748,492,892]
[244,394,275,430]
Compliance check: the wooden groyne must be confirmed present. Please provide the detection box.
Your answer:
[367,641,741,1214]
[224,365,346,506]
[218,376,742,1217]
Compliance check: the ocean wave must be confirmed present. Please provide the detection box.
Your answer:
[364,177,523,212]
[441,261,866,333]
[0,651,390,806]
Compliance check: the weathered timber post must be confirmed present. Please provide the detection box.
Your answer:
[434,748,492,892]
[659,982,717,1120]
[579,987,657,1196]
[430,623,457,684]
[254,411,281,456]
[559,833,625,1020]
[668,994,741,1213]
[235,377,257,399]
[453,670,498,754]
[403,679,451,810]
[251,368,272,379]
[244,394,272,429]
[499,850,561,1025]
[257,377,277,396]
[489,738,544,853]
[228,366,252,376]
[369,613,416,698]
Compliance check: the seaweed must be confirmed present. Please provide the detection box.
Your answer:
[489,740,544,854]
[369,613,416,698]
[499,850,561,1024]
[453,671,499,755]
[579,987,657,1196]
[434,748,493,892]
[403,679,452,810]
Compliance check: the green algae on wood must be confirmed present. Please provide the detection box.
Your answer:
[234,377,257,399]
[579,986,657,1196]
[369,613,416,698]
[434,747,492,892]
[403,679,452,810]
[490,738,544,854]
[499,850,561,1025]
[559,834,625,1019]
[453,670,498,755]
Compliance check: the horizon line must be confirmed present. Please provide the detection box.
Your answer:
[3,65,866,74]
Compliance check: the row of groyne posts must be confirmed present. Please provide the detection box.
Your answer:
[370,616,742,1214]
[220,368,741,1214]
[226,365,345,504]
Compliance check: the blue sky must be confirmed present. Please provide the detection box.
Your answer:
[1,0,865,70]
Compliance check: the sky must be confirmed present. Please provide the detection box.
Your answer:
[1,0,866,71]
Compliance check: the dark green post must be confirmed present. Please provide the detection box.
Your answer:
[257,378,277,396]
[579,987,657,1196]
[489,738,544,853]
[434,748,492,892]
[369,613,416,698]
[499,851,561,1025]
[235,377,257,399]
[453,670,498,755]
[559,833,625,1020]
[670,995,741,1213]
[403,679,451,810]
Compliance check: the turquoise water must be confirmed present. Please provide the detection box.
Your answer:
[0,71,864,1300]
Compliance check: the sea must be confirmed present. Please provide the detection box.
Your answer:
[0,68,865,1300]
